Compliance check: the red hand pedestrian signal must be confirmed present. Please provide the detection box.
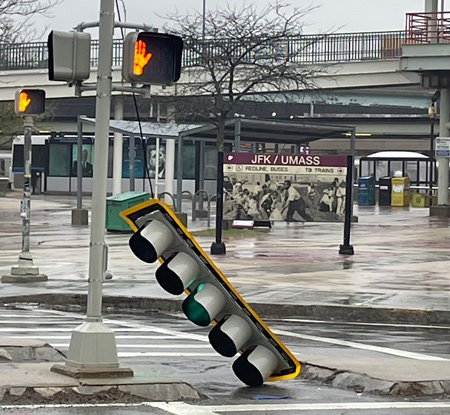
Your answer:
[133,39,153,75]
[122,32,183,85]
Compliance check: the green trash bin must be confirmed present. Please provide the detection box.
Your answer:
[106,191,150,231]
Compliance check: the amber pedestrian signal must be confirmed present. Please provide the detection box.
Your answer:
[122,32,183,85]
[14,89,45,116]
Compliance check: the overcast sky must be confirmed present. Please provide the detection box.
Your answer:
[33,0,439,40]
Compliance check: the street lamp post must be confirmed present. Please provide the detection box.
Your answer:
[202,0,206,40]
[428,101,437,205]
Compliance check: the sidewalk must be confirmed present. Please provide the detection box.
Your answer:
[1,191,450,400]
[1,192,449,319]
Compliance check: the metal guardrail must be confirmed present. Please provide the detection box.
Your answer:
[0,31,406,72]
[406,12,450,43]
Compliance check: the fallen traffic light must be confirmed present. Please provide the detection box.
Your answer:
[121,199,300,387]
[14,89,45,116]
[122,32,183,85]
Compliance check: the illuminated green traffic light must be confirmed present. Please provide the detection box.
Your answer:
[182,284,211,326]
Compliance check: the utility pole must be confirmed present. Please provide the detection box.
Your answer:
[3,114,47,283]
[52,0,132,377]
[113,96,124,195]
[47,0,183,378]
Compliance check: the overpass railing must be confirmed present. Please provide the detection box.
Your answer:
[0,31,405,72]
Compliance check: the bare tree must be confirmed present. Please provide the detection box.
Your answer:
[165,1,328,250]
[0,0,60,149]
[166,1,326,149]
[0,0,61,43]
[0,102,22,148]
[0,101,53,149]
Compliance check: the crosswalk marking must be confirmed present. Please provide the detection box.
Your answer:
[7,335,179,340]
[51,343,212,349]
[276,329,450,362]
[274,318,450,331]
[2,308,447,363]
[118,351,218,357]
[0,309,212,359]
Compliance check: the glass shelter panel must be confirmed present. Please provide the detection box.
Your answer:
[49,144,71,177]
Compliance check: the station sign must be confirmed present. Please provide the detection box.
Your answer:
[435,137,450,158]
[223,152,348,222]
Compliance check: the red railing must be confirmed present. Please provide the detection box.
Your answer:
[406,11,450,43]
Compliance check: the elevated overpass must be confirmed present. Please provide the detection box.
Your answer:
[0,30,421,101]
[0,30,434,157]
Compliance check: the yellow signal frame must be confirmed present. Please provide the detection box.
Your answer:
[121,198,301,382]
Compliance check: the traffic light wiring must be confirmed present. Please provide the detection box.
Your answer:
[115,0,155,199]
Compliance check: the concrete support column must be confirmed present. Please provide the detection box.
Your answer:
[112,96,123,195]
[425,0,439,42]
[437,87,450,205]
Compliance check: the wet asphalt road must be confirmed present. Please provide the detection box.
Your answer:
[1,306,450,414]
[1,195,450,412]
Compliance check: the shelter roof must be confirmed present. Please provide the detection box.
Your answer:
[80,116,354,144]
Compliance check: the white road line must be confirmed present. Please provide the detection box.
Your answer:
[274,318,450,331]
[7,335,179,340]
[152,402,216,414]
[15,307,210,342]
[0,328,77,332]
[102,317,209,342]
[0,320,76,324]
[51,343,212,349]
[9,306,446,362]
[0,327,203,335]
[0,314,77,318]
[194,401,450,412]
[118,351,218,357]
[276,329,449,361]
[3,401,450,413]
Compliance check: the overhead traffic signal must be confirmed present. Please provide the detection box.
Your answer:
[121,199,300,387]
[122,32,183,85]
[14,89,45,116]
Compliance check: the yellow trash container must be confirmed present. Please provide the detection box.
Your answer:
[391,177,410,207]
[411,192,429,207]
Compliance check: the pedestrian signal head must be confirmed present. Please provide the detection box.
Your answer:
[14,89,45,116]
[122,32,183,85]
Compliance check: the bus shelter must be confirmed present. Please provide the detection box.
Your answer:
[80,116,355,210]
[359,151,434,190]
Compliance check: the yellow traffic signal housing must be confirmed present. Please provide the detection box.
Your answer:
[122,32,183,85]
[121,199,301,387]
[14,89,45,116]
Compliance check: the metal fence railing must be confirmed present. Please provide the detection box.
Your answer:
[0,31,406,72]
[406,12,450,43]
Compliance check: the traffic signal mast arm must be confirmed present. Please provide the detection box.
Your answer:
[121,199,301,387]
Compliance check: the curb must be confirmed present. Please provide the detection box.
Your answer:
[2,293,450,325]
[0,380,203,405]
[301,364,450,398]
